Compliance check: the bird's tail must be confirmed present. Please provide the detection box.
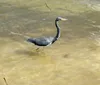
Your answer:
[27,38,35,43]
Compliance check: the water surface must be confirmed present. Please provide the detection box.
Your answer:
[0,0,100,85]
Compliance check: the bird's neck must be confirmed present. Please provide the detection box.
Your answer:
[52,20,60,43]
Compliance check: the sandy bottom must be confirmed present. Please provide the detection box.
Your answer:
[0,37,100,85]
[0,0,100,85]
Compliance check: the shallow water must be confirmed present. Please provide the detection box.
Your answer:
[0,0,100,85]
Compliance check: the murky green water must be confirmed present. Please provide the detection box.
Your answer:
[0,0,100,85]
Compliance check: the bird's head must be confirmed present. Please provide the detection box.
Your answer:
[56,17,67,21]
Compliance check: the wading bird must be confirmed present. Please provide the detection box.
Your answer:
[27,17,67,47]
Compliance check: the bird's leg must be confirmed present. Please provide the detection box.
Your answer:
[35,48,41,54]
[36,47,45,53]
[42,47,45,51]
[36,47,40,52]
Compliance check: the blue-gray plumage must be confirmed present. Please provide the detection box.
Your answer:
[27,17,67,46]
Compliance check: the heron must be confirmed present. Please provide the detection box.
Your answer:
[27,17,67,47]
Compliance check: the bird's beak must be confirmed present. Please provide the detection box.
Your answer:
[61,18,68,21]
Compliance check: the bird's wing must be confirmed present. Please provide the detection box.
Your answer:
[35,37,47,43]
[35,37,54,45]
[38,37,54,42]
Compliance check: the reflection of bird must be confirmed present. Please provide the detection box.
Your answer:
[27,17,67,46]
